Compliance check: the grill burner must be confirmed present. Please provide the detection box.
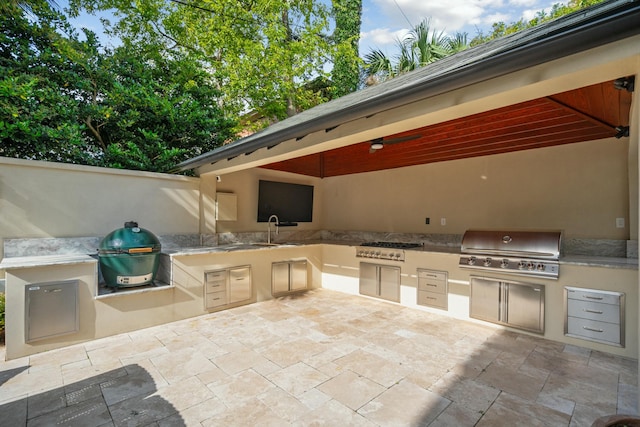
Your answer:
[356,242,422,261]
[459,230,561,279]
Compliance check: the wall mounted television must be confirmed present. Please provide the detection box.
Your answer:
[257,180,314,224]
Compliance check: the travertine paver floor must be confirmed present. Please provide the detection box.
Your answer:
[0,288,637,426]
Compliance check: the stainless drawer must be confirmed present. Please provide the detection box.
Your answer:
[567,316,621,345]
[418,270,446,281]
[566,287,621,305]
[206,280,226,293]
[205,270,227,283]
[418,279,446,294]
[206,291,227,308]
[417,290,447,309]
[567,299,620,324]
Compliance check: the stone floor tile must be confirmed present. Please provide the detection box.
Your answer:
[295,399,376,427]
[334,348,412,388]
[429,402,484,426]
[62,362,127,392]
[200,397,286,427]
[358,379,450,426]
[27,386,66,420]
[0,395,27,426]
[429,371,500,413]
[257,338,327,368]
[26,395,111,427]
[151,376,215,412]
[536,391,576,416]
[477,360,547,401]
[107,390,181,426]
[208,369,276,408]
[541,373,617,413]
[212,347,272,375]
[617,382,639,414]
[478,391,571,427]
[150,347,218,383]
[157,397,226,427]
[65,383,104,406]
[297,387,332,410]
[257,386,312,422]
[266,362,330,397]
[101,363,168,406]
[317,370,386,411]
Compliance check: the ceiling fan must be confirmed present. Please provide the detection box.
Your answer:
[369,134,422,153]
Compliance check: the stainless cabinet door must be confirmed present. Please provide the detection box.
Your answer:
[506,282,544,333]
[26,280,79,342]
[379,265,400,302]
[290,261,307,292]
[470,277,501,323]
[359,262,378,297]
[272,262,290,295]
[229,267,251,303]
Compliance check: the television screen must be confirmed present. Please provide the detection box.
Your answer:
[257,180,314,223]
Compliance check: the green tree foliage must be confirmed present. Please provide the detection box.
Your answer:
[0,4,236,172]
[470,0,606,46]
[331,0,363,97]
[68,0,334,121]
[363,18,468,85]
[364,0,605,84]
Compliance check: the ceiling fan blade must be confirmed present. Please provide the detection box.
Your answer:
[382,134,422,145]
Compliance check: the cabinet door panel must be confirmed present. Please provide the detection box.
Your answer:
[290,261,307,291]
[272,262,290,295]
[229,267,251,303]
[359,263,378,297]
[506,283,544,333]
[470,278,501,323]
[379,265,400,302]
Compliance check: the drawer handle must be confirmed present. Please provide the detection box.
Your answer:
[44,289,62,293]
[426,284,438,287]
[583,309,603,314]
[584,296,603,300]
[583,326,604,333]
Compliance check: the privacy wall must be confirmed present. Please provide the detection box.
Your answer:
[0,157,201,274]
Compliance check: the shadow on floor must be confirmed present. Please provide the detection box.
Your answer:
[0,363,185,426]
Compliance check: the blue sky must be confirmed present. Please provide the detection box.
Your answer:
[62,0,558,57]
[359,0,557,54]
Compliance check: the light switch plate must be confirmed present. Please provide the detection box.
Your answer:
[616,217,625,228]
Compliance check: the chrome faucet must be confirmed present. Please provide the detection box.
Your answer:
[267,215,279,244]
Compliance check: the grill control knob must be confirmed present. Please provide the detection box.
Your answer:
[483,257,492,267]
[500,259,509,268]
[467,256,477,266]
[537,263,545,271]
[518,260,527,270]
[527,262,535,270]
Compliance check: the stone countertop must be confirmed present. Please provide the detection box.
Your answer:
[560,255,638,269]
[0,254,98,270]
[2,241,636,270]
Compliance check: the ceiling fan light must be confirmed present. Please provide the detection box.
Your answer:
[371,142,384,150]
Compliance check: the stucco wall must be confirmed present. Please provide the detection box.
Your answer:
[212,137,631,240]
[321,137,631,239]
[0,157,201,270]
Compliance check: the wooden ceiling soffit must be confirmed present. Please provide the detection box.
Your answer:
[261,80,631,178]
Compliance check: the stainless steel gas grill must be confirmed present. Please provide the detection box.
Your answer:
[356,241,422,262]
[459,230,562,279]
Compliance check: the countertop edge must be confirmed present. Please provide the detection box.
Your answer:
[2,242,636,270]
